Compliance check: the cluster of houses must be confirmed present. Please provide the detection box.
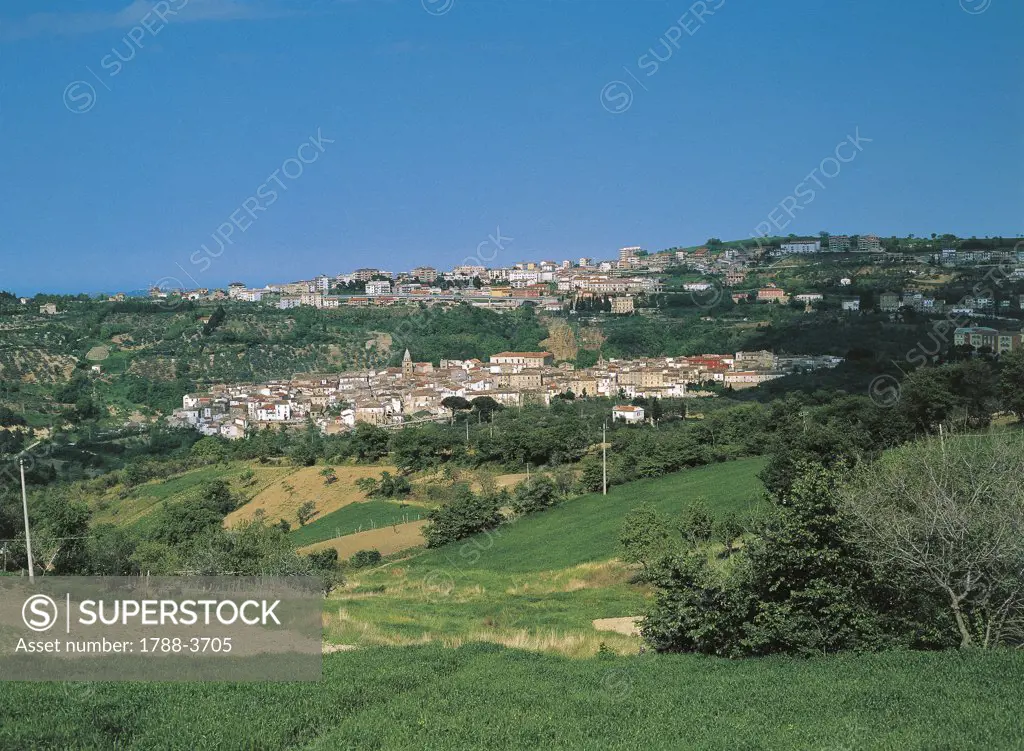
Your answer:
[170,349,842,439]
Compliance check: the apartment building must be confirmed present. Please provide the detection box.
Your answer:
[878,292,901,312]
[859,235,883,253]
[955,327,1022,353]
[828,235,851,252]
[411,266,438,282]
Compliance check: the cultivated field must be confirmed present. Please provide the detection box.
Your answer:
[225,464,396,527]
[290,500,427,547]
[300,520,428,559]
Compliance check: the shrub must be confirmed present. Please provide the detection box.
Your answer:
[296,501,317,527]
[511,475,559,515]
[423,485,502,548]
[350,549,382,568]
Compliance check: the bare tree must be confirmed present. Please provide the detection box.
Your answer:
[840,431,1024,648]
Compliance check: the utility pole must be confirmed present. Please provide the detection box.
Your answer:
[20,457,34,582]
[602,421,607,496]
[465,416,470,447]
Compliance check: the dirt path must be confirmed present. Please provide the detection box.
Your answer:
[592,617,643,637]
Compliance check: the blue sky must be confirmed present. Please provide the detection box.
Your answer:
[1,0,1021,294]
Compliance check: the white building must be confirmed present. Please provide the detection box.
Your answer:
[780,240,821,254]
[255,402,292,422]
[612,404,645,424]
[365,280,392,296]
[509,270,540,288]
[840,297,861,312]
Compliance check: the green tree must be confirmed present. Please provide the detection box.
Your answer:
[899,367,959,434]
[150,481,235,547]
[423,485,502,547]
[349,549,382,568]
[644,464,903,656]
[355,476,378,496]
[470,396,502,421]
[511,474,559,515]
[130,541,182,575]
[351,423,389,462]
[190,436,227,464]
[619,504,672,577]
[649,398,664,424]
[678,501,714,548]
[715,512,745,557]
[296,501,317,526]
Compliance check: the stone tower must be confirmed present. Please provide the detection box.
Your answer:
[402,348,413,379]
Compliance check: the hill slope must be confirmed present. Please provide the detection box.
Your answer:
[329,458,766,655]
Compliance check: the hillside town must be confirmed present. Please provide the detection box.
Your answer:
[171,348,842,439]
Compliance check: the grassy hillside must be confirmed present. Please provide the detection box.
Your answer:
[85,460,406,536]
[327,458,766,655]
[422,456,765,574]
[89,461,290,531]
[2,645,1021,750]
[290,500,425,547]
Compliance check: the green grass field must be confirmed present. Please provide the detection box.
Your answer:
[419,456,766,574]
[290,500,425,547]
[2,645,1022,750]
[327,458,766,654]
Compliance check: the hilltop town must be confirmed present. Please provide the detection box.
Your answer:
[142,235,1024,353]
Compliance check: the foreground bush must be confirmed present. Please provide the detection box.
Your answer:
[643,463,950,656]
[423,485,503,547]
